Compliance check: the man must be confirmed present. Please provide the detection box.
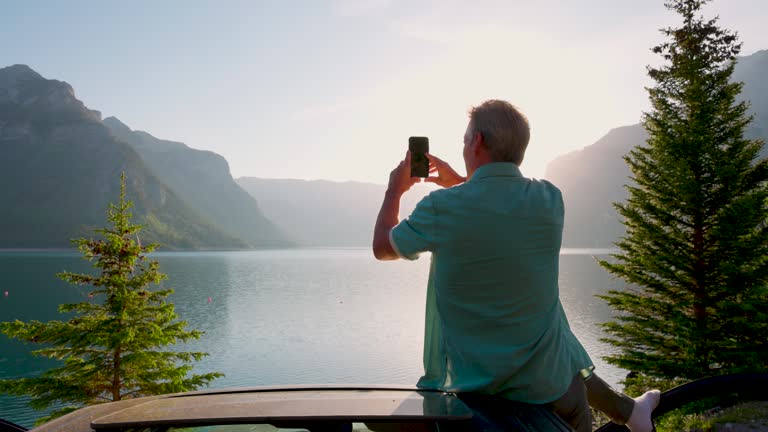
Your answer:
[372,100,659,431]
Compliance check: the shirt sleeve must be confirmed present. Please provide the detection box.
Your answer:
[390,194,437,261]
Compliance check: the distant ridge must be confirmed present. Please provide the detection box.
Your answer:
[237,177,432,247]
[545,49,768,247]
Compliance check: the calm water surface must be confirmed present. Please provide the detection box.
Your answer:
[0,248,626,427]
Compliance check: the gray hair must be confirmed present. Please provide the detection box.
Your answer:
[468,100,530,165]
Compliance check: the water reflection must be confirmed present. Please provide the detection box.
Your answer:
[558,253,628,388]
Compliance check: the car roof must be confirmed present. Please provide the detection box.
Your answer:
[29,386,467,431]
[29,385,572,432]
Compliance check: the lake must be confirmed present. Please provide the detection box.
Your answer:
[0,248,626,428]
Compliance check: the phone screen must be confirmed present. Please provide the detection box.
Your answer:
[409,137,429,178]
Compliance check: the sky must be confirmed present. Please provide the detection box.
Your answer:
[2,0,767,183]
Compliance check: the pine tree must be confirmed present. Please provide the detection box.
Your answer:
[0,174,223,423]
[599,0,768,383]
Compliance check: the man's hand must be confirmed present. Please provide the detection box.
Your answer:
[388,151,421,196]
[425,153,465,188]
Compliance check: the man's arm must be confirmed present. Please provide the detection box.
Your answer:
[373,189,403,260]
[373,152,419,261]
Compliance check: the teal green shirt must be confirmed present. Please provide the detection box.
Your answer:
[390,162,593,404]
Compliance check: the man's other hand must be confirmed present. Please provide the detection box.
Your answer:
[426,153,466,188]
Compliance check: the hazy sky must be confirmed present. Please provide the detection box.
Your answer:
[2,1,767,183]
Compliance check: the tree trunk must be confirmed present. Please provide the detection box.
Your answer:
[112,347,121,401]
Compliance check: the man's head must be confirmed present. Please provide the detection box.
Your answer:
[463,100,530,176]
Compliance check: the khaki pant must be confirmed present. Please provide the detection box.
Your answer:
[548,372,635,432]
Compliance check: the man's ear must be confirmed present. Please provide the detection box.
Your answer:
[474,132,487,156]
[474,131,484,145]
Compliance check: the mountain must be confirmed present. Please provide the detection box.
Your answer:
[733,50,768,140]
[236,178,432,247]
[545,50,768,247]
[546,124,646,247]
[0,64,283,249]
[103,117,290,248]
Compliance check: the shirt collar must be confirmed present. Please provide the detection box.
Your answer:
[469,162,523,181]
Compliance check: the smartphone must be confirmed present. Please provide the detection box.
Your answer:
[409,136,429,178]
